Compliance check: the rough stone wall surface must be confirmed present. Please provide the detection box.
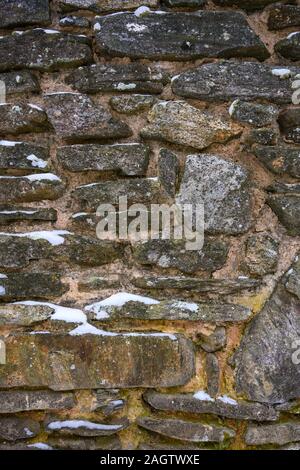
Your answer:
[0,0,299,451]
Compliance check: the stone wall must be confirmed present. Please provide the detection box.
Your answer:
[0,0,299,451]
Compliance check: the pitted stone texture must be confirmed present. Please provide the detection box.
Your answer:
[275,32,300,61]
[0,272,68,301]
[0,304,53,326]
[0,418,40,441]
[245,423,300,446]
[0,332,195,389]
[158,149,178,199]
[110,95,156,115]
[0,141,49,171]
[48,436,121,450]
[141,101,241,151]
[0,391,74,414]
[137,417,235,443]
[164,0,206,6]
[58,144,149,176]
[0,104,49,135]
[253,145,300,178]
[95,11,268,61]
[144,391,279,422]
[235,254,300,404]
[206,353,220,397]
[278,108,300,144]
[229,100,278,127]
[59,1,158,13]
[0,0,50,28]
[172,61,300,104]
[133,238,229,274]
[0,175,64,204]
[45,93,131,141]
[267,182,300,194]
[0,206,57,224]
[244,128,278,147]
[0,71,40,95]
[213,0,290,10]
[93,390,125,416]
[268,5,300,31]
[59,15,90,28]
[0,29,92,72]
[244,234,279,276]
[66,64,166,94]
[267,195,300,236]
[178,154,251,235]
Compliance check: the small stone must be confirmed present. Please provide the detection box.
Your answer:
[0,174,64,204]
[45,418,129,437]
[0,0,50,28]
[0,71,40,95]
[245,423,300,446]
[254,145,300,178]
[92,390,125,416]
[59,1,158,13]
[0,141,49,171]
[66,64,166,94]
[95,11,268,61]
[144,390,280,422]
[59,15,90,28]
[78,275,121,292]
[243,128,278,146]
[206,353,220,397]
[178,154,251,235]
[0,104,49,135]
[244,234,279,276]
[229,100,278,127]
[0,206,57,224]
[197,327,226,353]
[172,61,300,104]
[158,149,178,199]
[0,272,68,301]
[0,391,74,413]
[0,418,40,441]
[278,108,300,144]
[110,95,156,114]
[0,304,53,326]
[0,29,92,72]
[133,238,229,274]
[268,5,300,31]
[267,195,300,236]
[275,32,300,61]
[57,143,149,176]
[141,101,241,151]
[137,417,235,443]
[45,93,131,141]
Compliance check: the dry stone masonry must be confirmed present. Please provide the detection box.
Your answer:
[0,0,299,451]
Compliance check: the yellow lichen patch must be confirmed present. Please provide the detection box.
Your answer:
[233,285,273,315]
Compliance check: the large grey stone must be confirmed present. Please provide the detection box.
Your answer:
[245,423,300,446]
[234,254,300,404]
[141,101,241,151]
[253,145,300,178]
[178,154,252,235]
[275,32,300,61]
[0,104,49,135]
[45,93,131,141]
[0,272,68,301]
[59,1,158,13]
[172,61,300,104]
[0,141,49,171]
[0,0,50,28]
[0,29,92,72]
[95,11,269,61]
[0,174,64,204]
[0,391,74,413]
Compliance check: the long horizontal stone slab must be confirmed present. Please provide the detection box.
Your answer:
[0,104,50,135]
[0,174,64,203]
[59,0,158,13]
[0,71,40,95]
[0,29,92,72]
[172,61,300,104]
[95,11,269,60]
[66,64,166,94]
[0,390,75,414]
[212,0,281,10]
[143,390,279,422]
[57,144,149,176]
[0,332,195,389]
[0,272,68,301]
[0,141,49,171]
[245,423,300,446]
[0,0,50,28]
[0,304,54,326]
[0,206,57,224]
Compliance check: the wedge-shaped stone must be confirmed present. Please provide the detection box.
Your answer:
[95,11,268,61]
[58,144,149,176]
[267,195,300,236]
[45,92,131,141]
[0,206,57,224]
[133,238,229,274]
[0,332,194,389]
[0,0,50,28]
[0,304,53,326]
[235,254,300,403]
[45,418,128,437]
[0,272,68,301]
[66,64,166,94]
[245,423,300,446]
[0,391,74,414]
[0,71,40,95]
[179,154,252,235]
[253,145,300,178]
[0,104,49,135]
[144,390,279,422]
[0,418,40,442]
[59,1,158,13]
[0,174,64,204]
[275,32,300,61]
[278,108,300,144]
[172,61,300,104]
[137,417,235,443]
[0,141,49,171]
[0,29,92,72]
[268,4,300,30]
[141,101,241,151]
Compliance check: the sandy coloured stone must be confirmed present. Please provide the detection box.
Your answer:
[0,390,75,413]
[0,304,53,326]
[110,95,156,115]
[141,101,241,151]
[0,141,49,171]
[244,234,279,276]
[0,0,50,28]
[0,104,50,135]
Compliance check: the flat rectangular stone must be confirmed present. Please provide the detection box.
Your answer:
[0,206,57,224]
[0,71,40,95]
[0,390,74,413]
[0,304,54,326]
[0,174,64,203]
[57,144,149,176]
[0,29,92,72]
[66,64,166,94]
[0,272,68,301]
[95,11,269,61]
[0,332,195,389]
[0,0,50,28]
[0,418,40,441]
[0,141,49,171]
[245,423,300,446]
[213,0,288,10]
[59,1,158,13]
[0,104,49,135]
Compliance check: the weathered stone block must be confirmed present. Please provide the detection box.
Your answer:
[164,0,206,6]
[196,327,226,353]
[158,149,178,199]
[59,15,90,28]
[0,104,49,135]
[275,33,300,61]
[0,391,74,413]
[0,418,40,441]
[0,272,68,301]
[141,101,241,151]
[0,174,64,204]
[95,11,269,60]
[267,195,300,236]
[0,71,40,95]
[48,436,121,450]
[244,234,279,276]
[110,95,156,114]
[268,5,300,30]
[0,304,53,326]
[253,145,300,178]
[0,206,57,224]
[59,1,158,13]
[245,423,300,446]
[0,0,50,28]
[0,141,49,171]
[278,108,300,144]
[229,100,278,127]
